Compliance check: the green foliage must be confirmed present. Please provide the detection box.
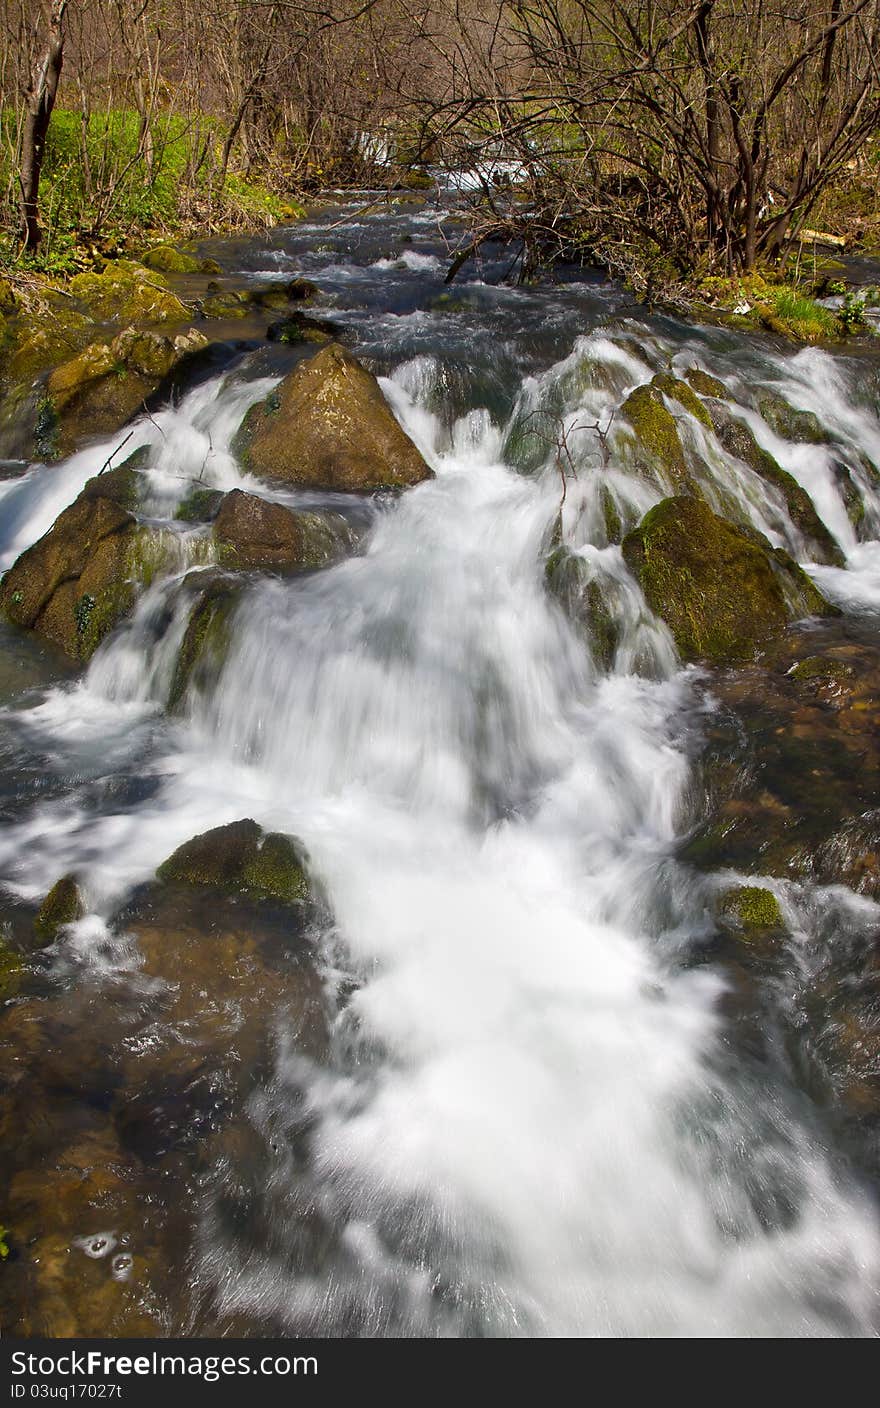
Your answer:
[0,106,304,274]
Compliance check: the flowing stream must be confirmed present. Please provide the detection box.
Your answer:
[2,197,880,1336]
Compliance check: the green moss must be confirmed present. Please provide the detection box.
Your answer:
[601,486,622,544]
[651,373,712,429]
[789,655,853,684]
[709,405,843,566]
[618,383,692,489]
[69,261,189,324]
[33,875,84,946]
[141,245,202,275]
[241,832,311,904]
[157,818,310,906]
[174,486,224,523]
[168,578,238,709]
[721,884,783,935]
[685,368,727,399]
[621,496,836,664]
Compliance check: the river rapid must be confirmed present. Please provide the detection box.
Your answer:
[1,195,880,1337]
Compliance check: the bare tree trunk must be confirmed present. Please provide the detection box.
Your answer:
[19,0,69,253]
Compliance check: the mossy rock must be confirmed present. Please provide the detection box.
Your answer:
[708,403,843,566]
[546,548,619,669]
[720,884,784,938]
[650,373,712,429]
[3,303,96,386]
[0,477,176,660]
[42,326,209,458]
[32,875,84,947]
[621,496,837,665]
[617,382,693,490]
[601,486,623,545]
[212,489,352,573]
[788,654,854,686]
[235,343,433,493]
[201,291,251,320]
[249,279,317,310]
[69,260,189,325]
[756,390,829,445]
[685,368,727,399]
[156,819,311,906]
[141,245,202,275]
[167,574,240,709]
[266,313,337,346]
[174,485,225,523]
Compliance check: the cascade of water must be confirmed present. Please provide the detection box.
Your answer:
[3,225,880,1336]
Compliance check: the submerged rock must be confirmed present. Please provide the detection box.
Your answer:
[213,489,352,572]
[0,471,175,661]
[621,496,836,665]
[33,876,85,947]
[235,343,432,492]
[682,624,880,897]
[720,885,785,939]
[157,819,311,906]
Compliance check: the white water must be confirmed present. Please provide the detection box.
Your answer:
[3,314,880,1334]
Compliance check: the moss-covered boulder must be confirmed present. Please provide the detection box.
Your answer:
[141,246,202,275]
[621,496,837,664]
[69,260,190,325]
[617,381,694,491]
[213,489,352,572]
[156,819,311,905]
[167,573,240,709]
[650,373,713,429]
[42,326,209,457]
[685,367,728,399]
[235,343,432,492]
[709,403,844,566]
[0,472,174,661]
[174,485,225,523]
[33,876,84,947]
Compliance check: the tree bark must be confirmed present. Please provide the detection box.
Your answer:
[19,0,69,253]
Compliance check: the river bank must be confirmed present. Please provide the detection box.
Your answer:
[1,192,880,1337]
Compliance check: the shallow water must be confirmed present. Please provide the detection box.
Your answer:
[2,195,880,1337]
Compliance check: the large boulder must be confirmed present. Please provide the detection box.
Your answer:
[157,819,311,906]
[235,343,432,492]
[212,489,352,572]
[43,326,209,458]
[0,468,173,661]
[621,496,837,664]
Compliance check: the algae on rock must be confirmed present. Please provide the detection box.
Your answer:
[157,819,311,906]
[621,496,837,665]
